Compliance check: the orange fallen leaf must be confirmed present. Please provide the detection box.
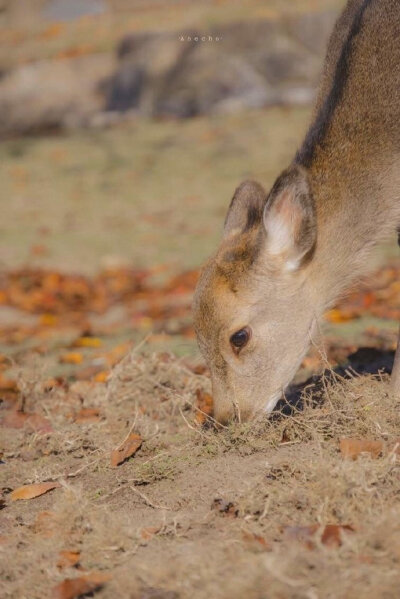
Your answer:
[52,572,111,599]
[60,352,83,365]
[11,481,61,501]
[94,371,109,383]
[40,313,58,326]
[325,308,357,323]
[339,438,383,460]
[57,550,81,569]
[73,337,102,348]
[110,433,142,467]
[195,389,214,424]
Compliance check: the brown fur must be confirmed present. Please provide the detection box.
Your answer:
[194,0,400,422]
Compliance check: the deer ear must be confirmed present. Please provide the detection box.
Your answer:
[224,180,267,239]
[263,166,317,271]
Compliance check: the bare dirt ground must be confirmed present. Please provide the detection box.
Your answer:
[2,348,400,598]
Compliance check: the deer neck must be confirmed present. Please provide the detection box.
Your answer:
[305,152,400,312]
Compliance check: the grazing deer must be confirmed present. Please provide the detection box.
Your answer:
[193,0,400,423]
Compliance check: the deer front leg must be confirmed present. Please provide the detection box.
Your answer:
[391,326,400,399]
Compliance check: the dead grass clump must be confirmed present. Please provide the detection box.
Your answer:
[258,373,400,448]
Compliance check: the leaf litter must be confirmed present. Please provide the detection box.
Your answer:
[1,262,400,597]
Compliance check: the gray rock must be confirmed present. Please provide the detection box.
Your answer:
[0,10,339,136]
[105,12,337,119]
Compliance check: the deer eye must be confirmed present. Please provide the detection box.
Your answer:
[230,327,251,353]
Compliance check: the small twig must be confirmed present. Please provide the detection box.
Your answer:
[130,485,171,510]
[192,405,229,429]
[112,409,139,452]
[65,458,100,479]
[179,406,209,439]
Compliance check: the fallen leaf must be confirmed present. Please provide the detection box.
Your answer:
[73,336,102,348]
[52,571,111,599]
[321,524,355,547]
[40,313,58,326]
[94,371,109,383]
[60,352,83,365]
[339,438,383,460]
[111,433,142,467]
[195,389,214,424]
[325,308,357,323]
[2,409,53,433]
[0,373,17,391]
[74,408,101,424]
[11,481,61,501]
[57,550,81,569]
[284,524,354,549]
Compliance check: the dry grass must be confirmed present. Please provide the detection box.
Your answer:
[2,349,400,598]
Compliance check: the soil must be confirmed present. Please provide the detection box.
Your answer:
[2,348,400,599]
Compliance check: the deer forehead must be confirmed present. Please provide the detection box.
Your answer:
[195,237,264,343]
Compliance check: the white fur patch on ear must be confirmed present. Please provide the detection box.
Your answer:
[263,166,316,271]
[264,201,295,256]
[264,187,302,263]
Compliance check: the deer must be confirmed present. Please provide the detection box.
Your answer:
[193,0,400,424]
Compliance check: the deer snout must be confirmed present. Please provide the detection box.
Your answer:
[211,378,256,424]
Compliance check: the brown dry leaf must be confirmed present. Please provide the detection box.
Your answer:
[52,571,111,599]
[110,433,142,467]
[57,550,81,569]
[2,409,53,433]
[195,389,214,424]
[11,481,61,501]
[321,524,355,547]
[339,438,383,460]
[74,408,101,424]
[284,524,354,549]
[0,373,17,391]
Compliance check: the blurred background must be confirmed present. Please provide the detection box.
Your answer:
[0,0,398,385]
